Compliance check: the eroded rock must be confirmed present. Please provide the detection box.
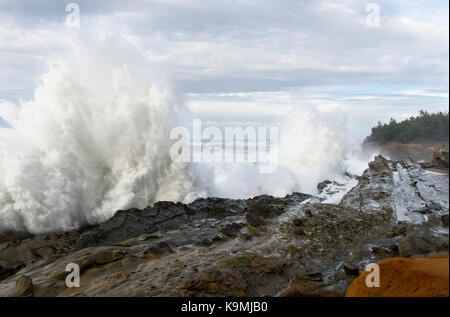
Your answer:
[346,255,449,297]
[0,155,447,297]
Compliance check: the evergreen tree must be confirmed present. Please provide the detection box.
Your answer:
[365,110,449,144]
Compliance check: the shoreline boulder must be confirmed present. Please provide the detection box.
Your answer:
[346,255,449,297]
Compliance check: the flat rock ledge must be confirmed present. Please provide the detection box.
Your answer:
[0,155,448,297]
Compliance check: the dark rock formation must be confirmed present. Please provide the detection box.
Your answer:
[220,223,242,237]
[317,180,332,192]
[0,155,447,297]
[343,263,360,276]
[292,218,306,226]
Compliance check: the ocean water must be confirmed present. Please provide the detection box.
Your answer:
[0,36,372,234]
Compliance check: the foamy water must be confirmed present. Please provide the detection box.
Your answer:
[0,36,372,234]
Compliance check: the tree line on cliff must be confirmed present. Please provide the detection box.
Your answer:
[365,110,449,144]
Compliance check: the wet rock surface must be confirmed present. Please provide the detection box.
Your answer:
[0,155,448,297]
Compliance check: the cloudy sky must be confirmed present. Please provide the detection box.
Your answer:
[0,0,448,139]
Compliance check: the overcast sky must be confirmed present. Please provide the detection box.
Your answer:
[0,0,448,138]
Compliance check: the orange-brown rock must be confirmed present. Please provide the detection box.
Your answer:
[346,255,449,297]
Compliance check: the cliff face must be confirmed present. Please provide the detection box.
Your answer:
[364,141,449,162]
[0,156,448,297]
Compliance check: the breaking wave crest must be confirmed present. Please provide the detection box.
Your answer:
[0,37,207,234]
[0,36,370,234]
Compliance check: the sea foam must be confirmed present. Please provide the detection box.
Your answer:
[0,36,371,234]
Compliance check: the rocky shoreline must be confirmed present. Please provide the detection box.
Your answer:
[0,155,448,297]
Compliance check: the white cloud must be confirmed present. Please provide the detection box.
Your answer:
[0,0,448,138]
